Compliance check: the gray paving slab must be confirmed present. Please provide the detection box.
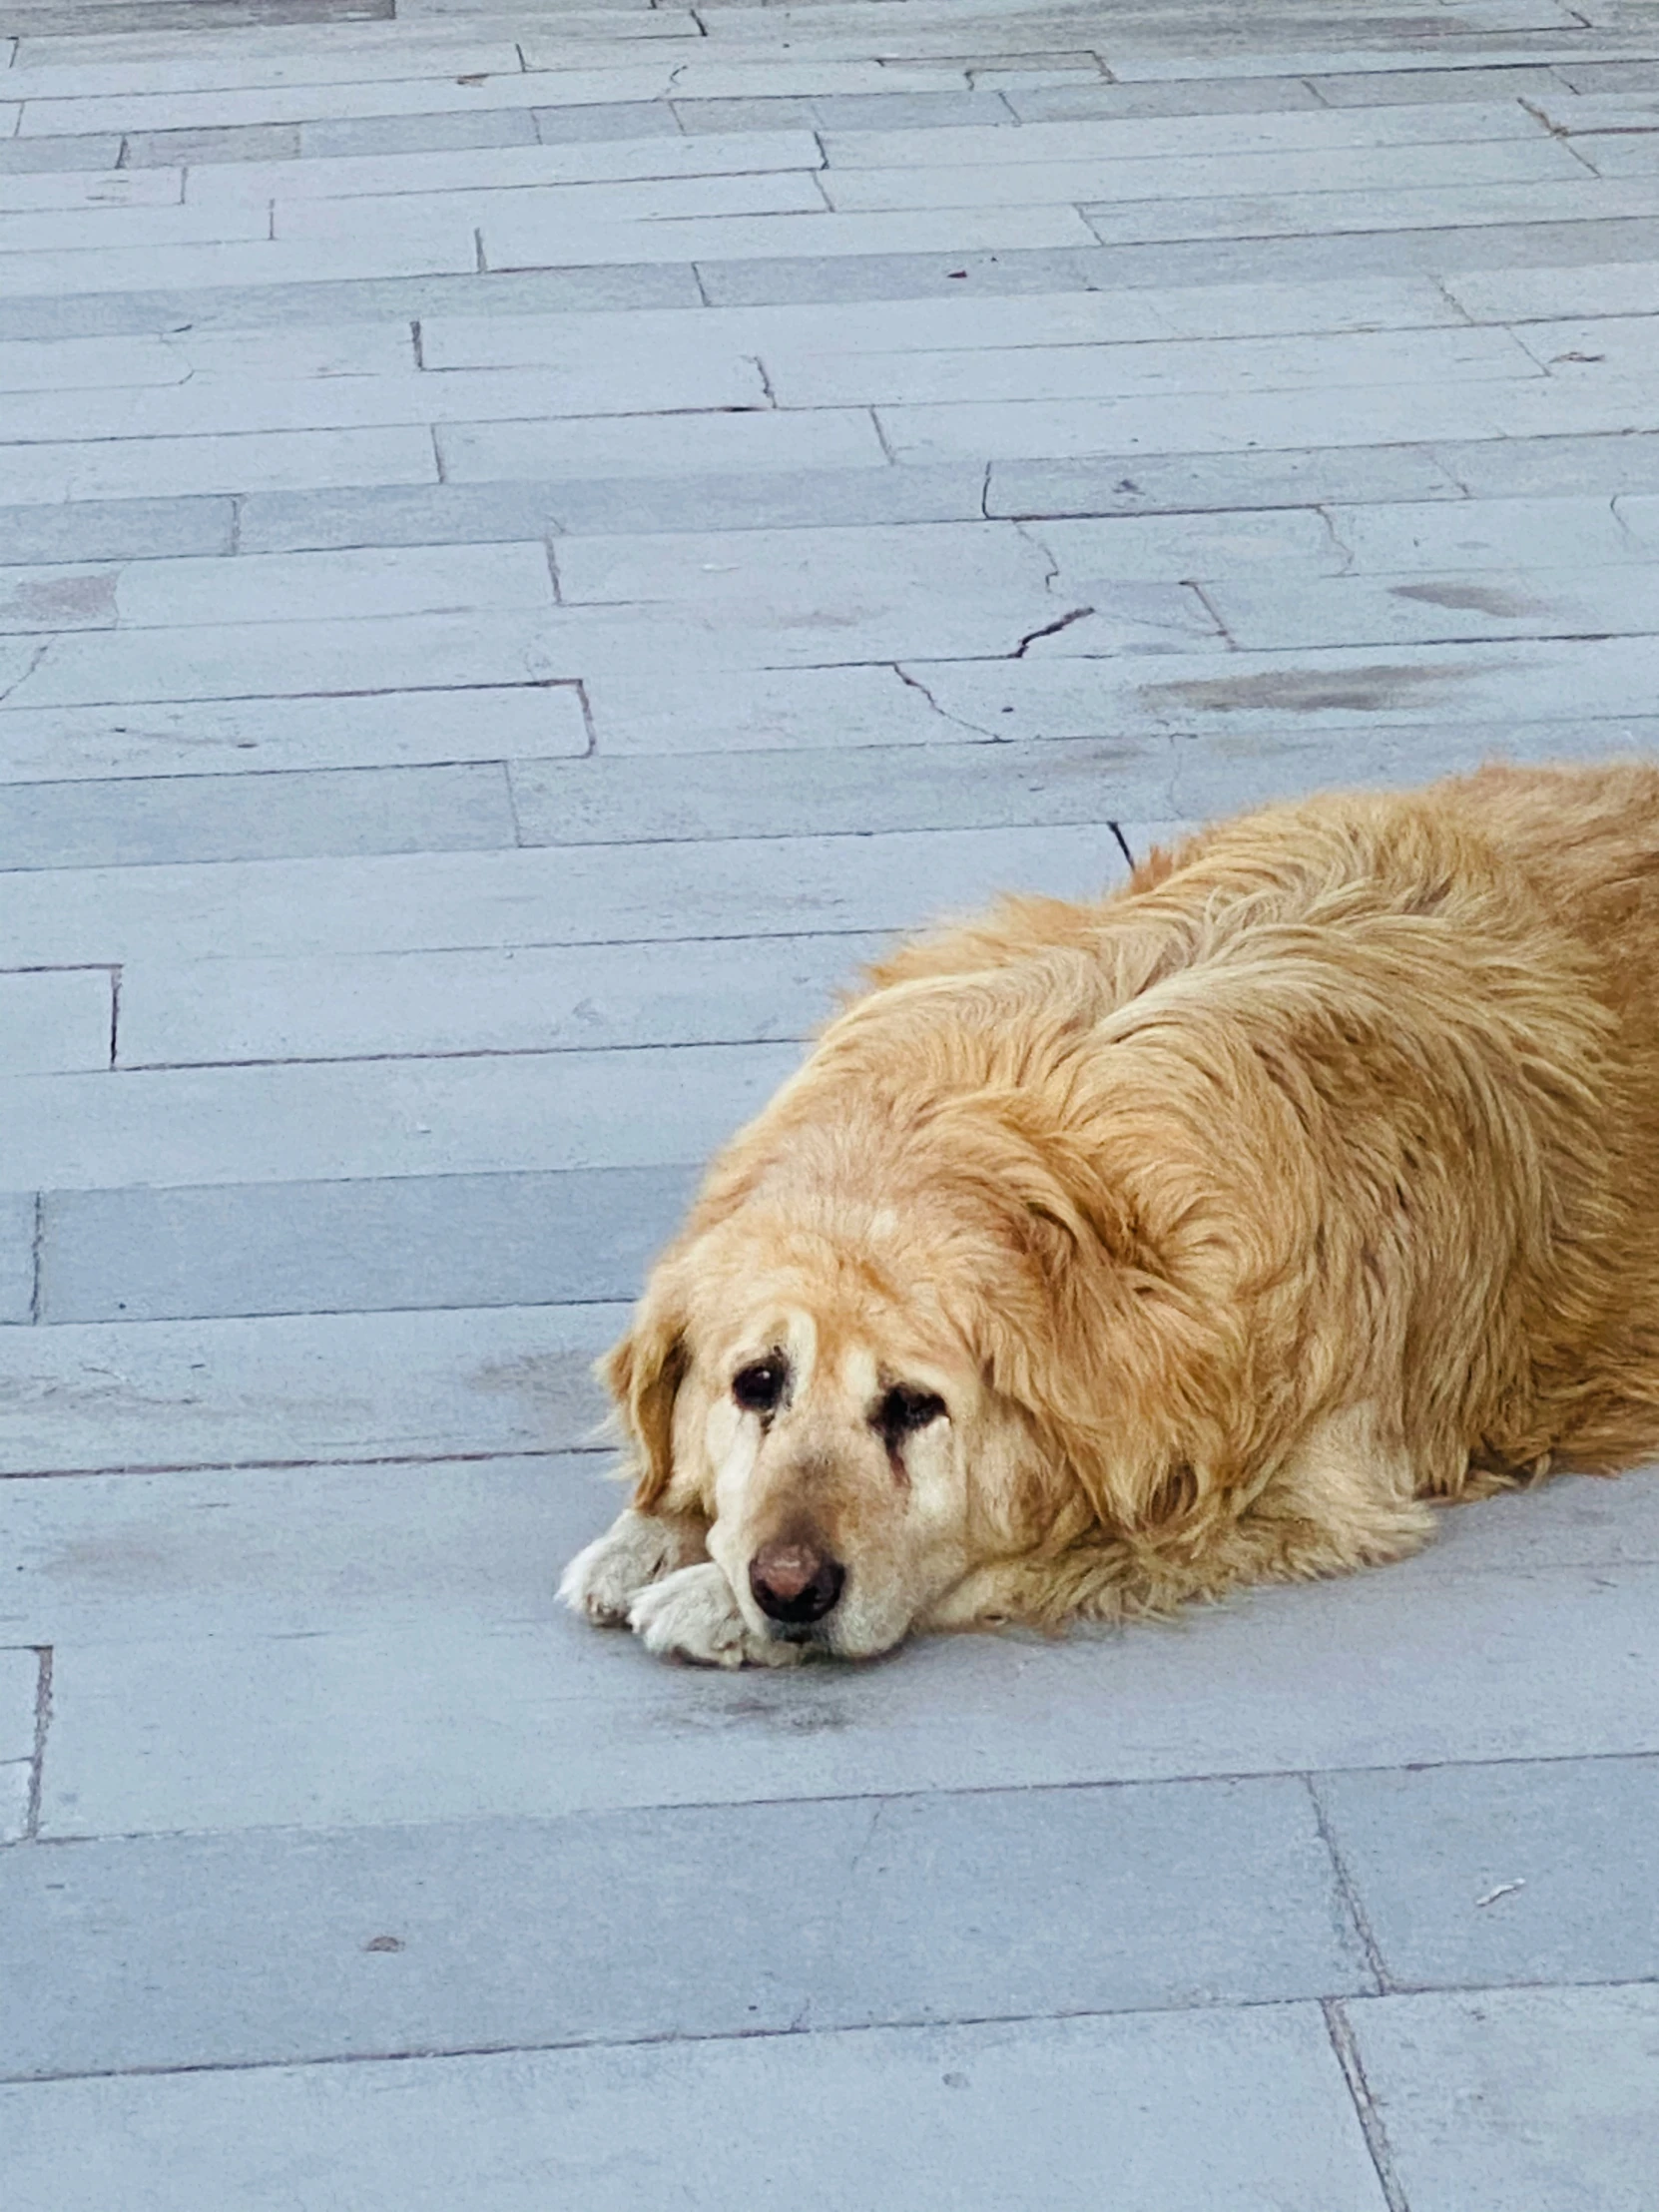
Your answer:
[0,763,517,869]
[0,1194,35,1326]
[0,825,1131,966]
[304,103,540,155]
[0,263,705,343]
[6,1035,796,1191]
[0,497,235,565]
[1165,716,1659,814]
[36,1163,699,1321]
[1003,72,1328,118]
[0,685,588,785]
[0,1779,1371,2078]
[0,2008,1389,2212]
[1434,427,1659,496]
[1346,1984,1659,2212]
[0,1307,620,1476]
[1200,568,1659,651]
[0,134,125,174]
[0,967,113,1074]
[119,119,301,163]
[1314,1755,1659,1989]
[509,737,1169,842]
[988,444,1463,517]
[0,1645,37,1768]
[117,931,884,1065]
[33,1554,1659,1835]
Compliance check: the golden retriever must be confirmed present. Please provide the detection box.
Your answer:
[561,762,1659,1667]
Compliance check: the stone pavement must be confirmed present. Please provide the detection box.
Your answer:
[2,0,1659,2200]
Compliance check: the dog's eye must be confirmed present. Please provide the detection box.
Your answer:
[875,1385,946,1443]
[733,1359,787,1414]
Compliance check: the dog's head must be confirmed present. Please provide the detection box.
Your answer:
[602,1069,1251,1660]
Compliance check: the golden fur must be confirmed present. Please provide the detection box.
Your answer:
[561,762,1659,1667]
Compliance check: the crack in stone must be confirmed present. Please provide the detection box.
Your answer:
[892,664,1001,739]
[1011,605,1093,657]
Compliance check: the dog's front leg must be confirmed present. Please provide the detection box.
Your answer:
[559,1506,710,1627]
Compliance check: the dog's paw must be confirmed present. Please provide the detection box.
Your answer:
[628,1562,805,1669]
[559,1508,706,1628]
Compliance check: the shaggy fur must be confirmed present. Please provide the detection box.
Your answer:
[561,762,1659,1667]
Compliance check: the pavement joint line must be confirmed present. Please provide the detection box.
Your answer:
[0,1446,613,1483]
[5,1975,1658,2094]
[1303,1774,1391,1994]
[1322,1998,1414,2212]
[23,1644,52,1844]
[26,1192,43,1327]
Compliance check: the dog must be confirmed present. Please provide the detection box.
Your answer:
[561,761,1659,1667]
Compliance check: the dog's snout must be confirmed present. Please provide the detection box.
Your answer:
[749,1537,845,1625]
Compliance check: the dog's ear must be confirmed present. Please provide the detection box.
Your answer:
[950,1092,1235,1535]
[600,1281,689,1510]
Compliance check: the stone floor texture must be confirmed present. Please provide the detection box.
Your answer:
[3,0,1659,2201]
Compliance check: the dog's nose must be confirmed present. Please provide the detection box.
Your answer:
[749,1538,845,1625]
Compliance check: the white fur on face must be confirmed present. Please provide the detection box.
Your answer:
[694,1319,978,1659]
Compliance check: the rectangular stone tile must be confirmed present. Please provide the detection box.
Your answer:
[1164,715,1659,817]
[0,168,181,214]
[241,460,988,544]
[0,136,124,176]
[0,1780,1370,2076]
[509,735,1173,841]
[0,544,553,635]
[0,499,234,565]
[0,1761,28,1847]
[192,128,825,203]
[1,356,768,441]
[903,635,1659,743]
[0,1645,36,1770]
[827,140,1584,214]
[0,426,437,506]
[1081,179,1654,251]
[37,1163,703,1322]
[0,229,485,300]
[23,1543,1659,1833]
[1432,429,1659,498]
[876,370,1657,468]
[0,969,112,1075]
[0,1193,34,1325]
[766,324,1539,406]
[0,823,1128,965]
[1443,257,1659,319]
[6,1035,797,1192]
[533,99,686,145]
[1202,568,1659,650]
[482,203,1100,271]
[1346,1985,1659,2212]
[119,120,302,165]
[1329,490,1646,571]
[0,763,517,870]
[0,322,413,390]
[119,933,881,1066]
[3,610,570,713]
[0,685,587,785]
[417,276,1464,366]
[304,103,539,157]
[0,2008,1389,2212]
[0,1455,613,1644]
[1317,1755,1659,1990]
[1304,62,1567,105]
[989,445,1462,518]
[1003,73,1327,118]
[9,37,526,104]
[0,199,271,254]
[1026,507,1344,584]
[436,407,887,483]
[817,104,1550,170]
[0,1306,622,1477]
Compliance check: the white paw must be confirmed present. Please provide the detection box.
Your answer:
[627,1562,804,1669]
[559,1508,706,1628]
